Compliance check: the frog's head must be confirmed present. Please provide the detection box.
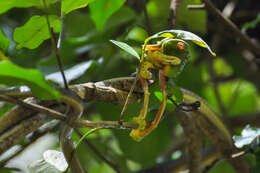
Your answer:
[161,38,189,60]
[160,38,190,78]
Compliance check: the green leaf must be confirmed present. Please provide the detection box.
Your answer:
[94,101,172,167]
[0,28,10,52]
[0,167,17,173]
[0,60,60,100]
[155,30,216,56]
[62,0,93,14]
[0,0,38,14]
[208,160,236,173]
[213,58,234,77]
[177,0,206,33]
[167,79,183,104]
[0,50,10,61]
[126,27,148,42]
[149,80,182,112]
[218,80,259,115]
[110,40,140,60]
[89,0,126,30]
[13,15,61,50]
[0,0,57,14]
[90,163,116,173]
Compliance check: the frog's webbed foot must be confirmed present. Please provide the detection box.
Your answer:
[130,117,147,141]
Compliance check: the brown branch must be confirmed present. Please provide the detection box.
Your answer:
[0,112,48,155]
[191,110,249,173]
[226,112,260,129]
[0,78,142,155]
[143,0,152,35]
[43,0,68,89]
[0,95,66,122]
[175,111,202,173]
[0,122,58,167]
[187,4,205,10]
[168,0,183,28]
[0,77,258,172]
[201,0,260,56]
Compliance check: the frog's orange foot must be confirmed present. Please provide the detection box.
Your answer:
[130,129,144,142]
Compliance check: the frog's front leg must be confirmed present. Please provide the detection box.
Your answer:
[130,60,153,141]
[130,70,167,141]
[148,51,181,66]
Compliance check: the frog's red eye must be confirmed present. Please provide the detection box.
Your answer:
[177,42,185,50]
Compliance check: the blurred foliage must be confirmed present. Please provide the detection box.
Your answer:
[14,15,61,49]
[0,0,260,173]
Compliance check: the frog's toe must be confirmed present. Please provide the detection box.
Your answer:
[133,117,146,130]
[130,129,144,142]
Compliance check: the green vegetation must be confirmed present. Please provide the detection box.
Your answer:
[0,0,260,173]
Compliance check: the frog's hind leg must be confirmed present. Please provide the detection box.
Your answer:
[139,70,167,137]
[130,77,150,141]
[130,70,167,141]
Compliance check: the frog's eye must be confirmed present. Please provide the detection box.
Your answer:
[177,42,185,50]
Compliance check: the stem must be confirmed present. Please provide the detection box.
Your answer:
[0,95,66,120]
[75,130,121,173]
[57,0,64,49]
[202,0,260,55]
[43,0,69,89]
[143,0,152,35]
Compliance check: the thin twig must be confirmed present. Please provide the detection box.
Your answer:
[0,94,137,130]
[167,95,200,112]
[168,0,183,28]
[57,0,64,49]
[143,0,152,35]
[43,0,68,89]
[168,97,202,173]
[119,73,139,123]
[0,95,66,121]
[208,57,227,117]
[187,4,205,10]
[206,1,237,118]
[202,0,260,56]
[75,130,121,173]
